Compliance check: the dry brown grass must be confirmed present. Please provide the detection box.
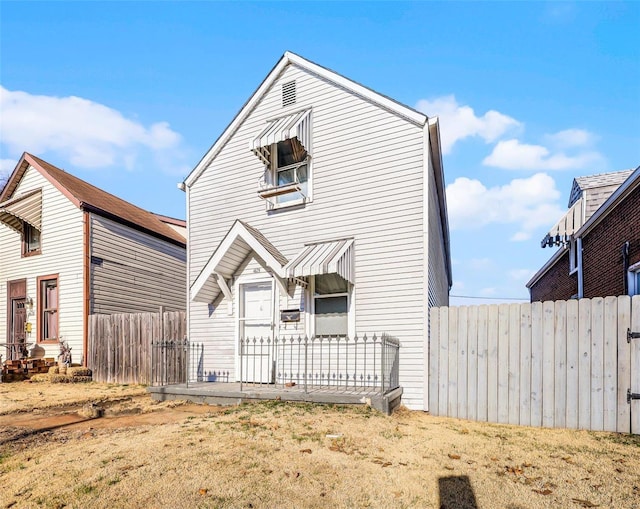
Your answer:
[0,383,639,509]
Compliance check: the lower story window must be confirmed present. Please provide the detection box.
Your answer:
[314,274,349,336]
[38,275,59,342]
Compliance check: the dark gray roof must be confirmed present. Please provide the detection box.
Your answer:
[568,169,634,207]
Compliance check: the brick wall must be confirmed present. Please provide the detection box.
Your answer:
[529,250,578,302]
[582,184,640,298]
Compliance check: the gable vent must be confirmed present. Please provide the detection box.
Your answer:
[282,81,296,107]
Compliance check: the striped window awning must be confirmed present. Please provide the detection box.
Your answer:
[0,188,42,234]
[541,197,584,248]
[285,238,354,285]
[250,109,312,165]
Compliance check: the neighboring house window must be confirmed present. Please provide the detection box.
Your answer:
[629,262,640,296]
[313,274,348,336]
[569,239,579,274]
[22,222,41,257]
[37,275,59,342]
[272,138,309,205]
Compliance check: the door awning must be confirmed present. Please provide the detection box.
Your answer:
[250,109,312,165]
[285,238,354,285]
[541,197,584,248]
[0,188,42,234]
[190,220,289,304]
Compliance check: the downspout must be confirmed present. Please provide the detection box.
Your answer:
[577,237,584,298]
[622,241,630,295]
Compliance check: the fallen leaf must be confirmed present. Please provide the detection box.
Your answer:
[300,449,312,454]
[523,462,532,468]
[615,467,624,473]
[562,457,575,464]
[490,457,498,462]
[448,453,461,460]
[444,466,454,471]
[532,489,553,495]
[572,498,599,508]
[199,488,208,496]
[381,462,392,468]
[399,462,408,466]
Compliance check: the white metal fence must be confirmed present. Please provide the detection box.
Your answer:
[429,295,640,434]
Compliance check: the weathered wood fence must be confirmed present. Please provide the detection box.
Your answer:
[88,310,186,384]
[429,296,640,434]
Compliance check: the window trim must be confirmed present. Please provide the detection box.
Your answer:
[37,274,59,344]
[21,222,41,257]
[628,261,640,296]
[569,238,579,275]
[262,139,313,210]
[308,275,354,338]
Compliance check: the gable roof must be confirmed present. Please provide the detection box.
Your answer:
[183,51,429,188]
[568,168,634,207]
[0,153,185,246]
[528,165,640,288]
[575,164,640,237]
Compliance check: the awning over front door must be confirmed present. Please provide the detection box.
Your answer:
[249,109,312,165]
[285,238,354,285]
[0,188,42,234]
[190,220,289,303]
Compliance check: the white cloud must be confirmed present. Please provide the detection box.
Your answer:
[483,138,604,171]
[545,128,597,149]
[510,232,531,242]
[0,86,190,175]
[415,95,521,154]
[446,172,565,239]
[508,268,535,282]
[480,287,497,296]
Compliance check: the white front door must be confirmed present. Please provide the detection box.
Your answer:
[238,281,274,383]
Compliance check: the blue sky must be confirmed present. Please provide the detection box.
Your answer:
[1,1,639,304]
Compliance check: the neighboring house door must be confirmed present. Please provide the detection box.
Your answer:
[6,279,27,361]
[238,280,274,383]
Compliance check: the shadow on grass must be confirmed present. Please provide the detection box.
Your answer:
[438,475,477,509]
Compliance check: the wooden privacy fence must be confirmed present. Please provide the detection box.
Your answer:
[429,296,640,434]
[88,310,186,384]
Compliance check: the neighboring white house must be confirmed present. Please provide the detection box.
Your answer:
[183,52,451,410]
[0,153,187,365]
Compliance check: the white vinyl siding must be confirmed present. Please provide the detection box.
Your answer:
[188,64,443,409]
[0,166,85,361]
[427,151,450,309]
[90,215,186,314]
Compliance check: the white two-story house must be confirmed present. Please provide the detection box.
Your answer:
[182,52,451,411]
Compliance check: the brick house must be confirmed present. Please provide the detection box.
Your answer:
[527,166,640,301]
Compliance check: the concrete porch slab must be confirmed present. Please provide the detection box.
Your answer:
[148,382,403,415]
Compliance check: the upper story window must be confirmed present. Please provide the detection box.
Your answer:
[251,109,312,210]
[22,222,41,257]
[273,138,309,205]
